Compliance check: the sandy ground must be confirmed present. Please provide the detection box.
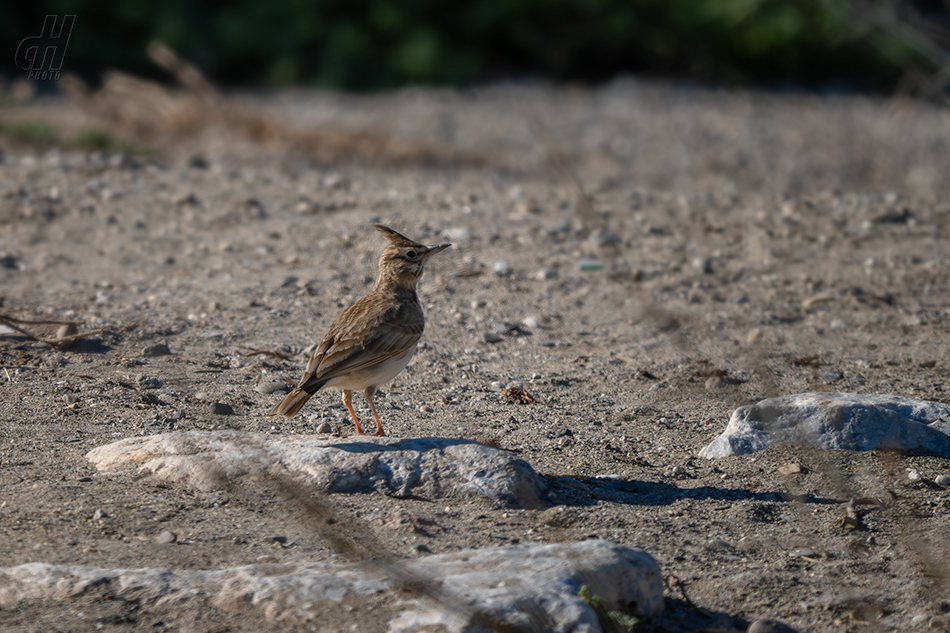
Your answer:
[1,80,950,632]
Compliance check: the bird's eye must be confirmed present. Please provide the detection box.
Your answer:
[405,250,417,259]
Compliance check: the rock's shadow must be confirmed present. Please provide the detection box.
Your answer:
[547,475,789,507]
[328,436,486,453]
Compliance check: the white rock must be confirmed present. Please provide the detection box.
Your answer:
[86,431,547,508]
[0,540,662,631]
[700,392,950,459]
[493,260,512,276]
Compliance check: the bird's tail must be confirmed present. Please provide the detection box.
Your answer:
[266,387,313,418]
[266,375,328,418]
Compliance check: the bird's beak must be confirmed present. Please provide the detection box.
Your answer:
[424,243,451,258]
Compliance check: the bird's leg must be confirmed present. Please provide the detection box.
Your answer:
[342,389,365,434]
[364,386,386,437]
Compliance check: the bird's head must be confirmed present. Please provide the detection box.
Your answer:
[374,224,450,289]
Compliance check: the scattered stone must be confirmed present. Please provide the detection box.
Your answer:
[92,509,107,520]
[136,376,163,389]
[0,540,663,628]
[154,530,177,544]
[172,190,199,206]
[692,256,713,274]
[789,548,816,558]
[142,343,171,358]
[482,331,503,344]
[254,381,291,395]
[906,468,922,482]
[935,474,950,486]
[778,463,803,476]
[700,392,950,459]
[262,535,287,545]
[577,258,605,272]
[492,260,512,276]
[747,618,799,633]
[802,292,835,310]
[210,402,234,415]
[554,477,590,493]
[315,421,333,434]
[823,370,844,382]
[705,376,726,391]
[186,154,209,169]
[443,227,471,242]
[86,431,549,508]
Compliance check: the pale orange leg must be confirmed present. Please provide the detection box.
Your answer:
[364,386,386,437]
[342,389,365,434]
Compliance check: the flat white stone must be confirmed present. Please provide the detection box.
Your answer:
[0,540,663,632]
[86,431,548,508]
[700,392,950,459]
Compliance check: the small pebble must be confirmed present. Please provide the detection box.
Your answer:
[262,535,287,545]
[589,229,621,248]
[746,328,762,344]
[254,381,291,395]
[906,469,922,482]
[419,405,434,414]
[934,474,950,486]
[556,477,589,492]
[822,370,843,382]
[692,256,713,274]
[482,332,503,344]
[187,155,209,169]
[142,343,171,358]
[747,619,798,633]
[705,376,725,391]
[211,402,234,415]
[493,260,512,276]
[316,422,333,434]
[92,509,107,520]
[154,530,177,544]
[137,376,163,389]
[577,259,604,272]
[172,191,199,206]
[729,295,748,304]
[789,548,816,558]
[778,463,803,476]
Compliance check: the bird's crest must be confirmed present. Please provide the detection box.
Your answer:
[374,224,424,249]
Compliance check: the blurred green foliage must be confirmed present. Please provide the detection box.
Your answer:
[0,120,152,156]
[1,0,934,90]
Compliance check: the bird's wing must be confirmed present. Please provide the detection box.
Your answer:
[302,298,424,382]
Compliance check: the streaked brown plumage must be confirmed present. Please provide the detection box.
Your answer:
[267,225,450,436]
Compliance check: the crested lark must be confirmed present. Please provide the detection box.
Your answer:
[267,225,450,436]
